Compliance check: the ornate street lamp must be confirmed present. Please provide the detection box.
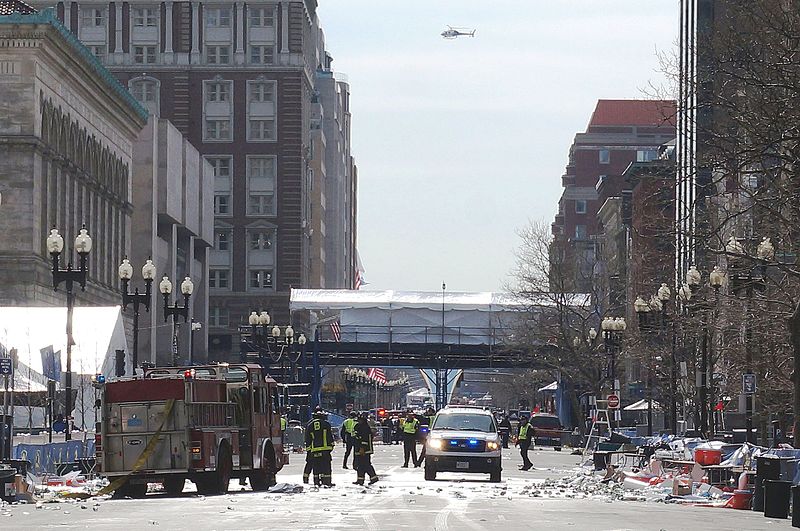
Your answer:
[159,275,193,365]
[118,258,156,372]
[46,225,92,441]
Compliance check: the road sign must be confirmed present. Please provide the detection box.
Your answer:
[0,358,11,376]
[743,373,756,394]
[607,394,620,409]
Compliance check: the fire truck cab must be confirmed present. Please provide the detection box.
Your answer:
[97,363,285,497]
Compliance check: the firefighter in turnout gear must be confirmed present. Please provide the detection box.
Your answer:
[303,409,335,486]
[516,416,534,471]
[353,413,379,485]
[401,411,420,468]
[341,411,358,469]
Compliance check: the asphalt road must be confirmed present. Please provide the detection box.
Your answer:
[1,443,793,530]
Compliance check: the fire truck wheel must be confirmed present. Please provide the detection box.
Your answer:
[250,447,277,491]
[213,443,233,494]
[163,476,185,495]
[113,481,147,499]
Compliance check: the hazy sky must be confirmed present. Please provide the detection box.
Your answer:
[317,1,677,293]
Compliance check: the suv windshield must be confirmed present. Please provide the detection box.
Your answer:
[432,413,496,433]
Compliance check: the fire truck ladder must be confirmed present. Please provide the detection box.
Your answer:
[583,399,612,455]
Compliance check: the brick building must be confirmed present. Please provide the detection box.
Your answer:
[28,0,358,356]
[551,99,676,293]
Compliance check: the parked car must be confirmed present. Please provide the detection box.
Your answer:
[530,413,564,449]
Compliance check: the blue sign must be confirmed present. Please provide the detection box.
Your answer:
[40,345,61,382]
[0,358,11,376]
[743,373,757,395]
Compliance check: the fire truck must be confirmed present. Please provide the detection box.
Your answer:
[95,363,285,497]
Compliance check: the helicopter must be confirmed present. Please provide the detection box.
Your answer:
[441,26,476,39]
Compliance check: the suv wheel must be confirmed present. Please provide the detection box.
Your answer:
[424,464,436,481]
[489,469,501,483]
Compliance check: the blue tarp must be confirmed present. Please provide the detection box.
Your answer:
[13,441,94,475]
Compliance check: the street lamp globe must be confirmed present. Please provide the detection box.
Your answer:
[588,327,598,341]
[686,265,701,287]
[725,236,744,258]
[74,226,92,254]
[258,311,270,326]
[677,283,692,302]
[271,325,281,338]
[657,283,671,302]
[601,317,612,331]
[285,325,294,343]
[634,296,649,313]
[159,276,173,295]
[298,333,307,346]
[118,258,133,280]
[709,266,726,289]
[180,276,194,295]
[757,237,775,261]
[248,311,259,326]
[46,228,64,254]
[616,317,627,331]
[649,295,663,312]
[573,336,581,348]
[142,259,157,280]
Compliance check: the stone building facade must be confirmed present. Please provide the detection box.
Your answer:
[0,6,148,307]
[28,0,358,357]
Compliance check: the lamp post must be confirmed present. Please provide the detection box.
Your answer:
[601,316,625,427]
[159,275,194,365]
[46,226,92,441]
[118,258,156,373]
[634,296,654,435]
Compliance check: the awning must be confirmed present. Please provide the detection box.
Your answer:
[624,399,662,411]
[538,381,558,392]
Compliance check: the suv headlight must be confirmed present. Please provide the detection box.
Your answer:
[428,437,443,450]
[486,441,500,451]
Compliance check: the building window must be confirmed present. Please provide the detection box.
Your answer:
[205,119,231,141]
[575,225,587,239]
[248,119,275,141]
[248,7,275,27]
[205,81,231,103]
[636,149,658,162]
[599,149,610,164]
[208,156,232,215]
[130,79,158,103]
[214,230,230,251]
[249,45,274,65]
[209,269,230,289]
[81,8,104,27]
[249,230,273,251]
[247,157,276,215]
[206,45,231,65]
[249,81,276,103]
[206,7,231,27]
[575,200,587,214]
[132,7,158,27]
[209,307,229,327]
[249,269,273,290]
[133,46,157,64]
[89,45,106,62]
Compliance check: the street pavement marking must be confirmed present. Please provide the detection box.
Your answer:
[434,509,450,530]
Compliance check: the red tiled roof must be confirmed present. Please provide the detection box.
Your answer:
[588,99,676,128]
[0,0,38,16]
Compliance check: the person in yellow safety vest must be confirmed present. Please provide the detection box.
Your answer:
[516,416,534,471]
[401,411,420,468]
[281,416,287,432]
[341,411,358,469]
[353,413,379,486]
[303,409,335,486]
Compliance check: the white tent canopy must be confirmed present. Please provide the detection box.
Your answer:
[624,399,662,411]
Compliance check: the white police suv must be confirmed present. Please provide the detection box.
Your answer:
[423,406,502,482]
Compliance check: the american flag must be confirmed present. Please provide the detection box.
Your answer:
[330,321,341,342]
[368,367,386,384]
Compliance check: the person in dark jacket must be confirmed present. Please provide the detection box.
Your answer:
[498,415,512,448]
[353,413,379,485]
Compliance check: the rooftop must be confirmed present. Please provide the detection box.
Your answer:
[0,0,36,15]
[588,99,676,128]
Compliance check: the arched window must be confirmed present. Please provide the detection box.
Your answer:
[129,77,160,116]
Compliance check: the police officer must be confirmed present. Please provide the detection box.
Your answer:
[401,411,420,468]
[498,415,512,449]
[516,416,534,471]
[414,407,436,467]
[341,411,358,469]
[303,408,335,486]
[353,413,379,485]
